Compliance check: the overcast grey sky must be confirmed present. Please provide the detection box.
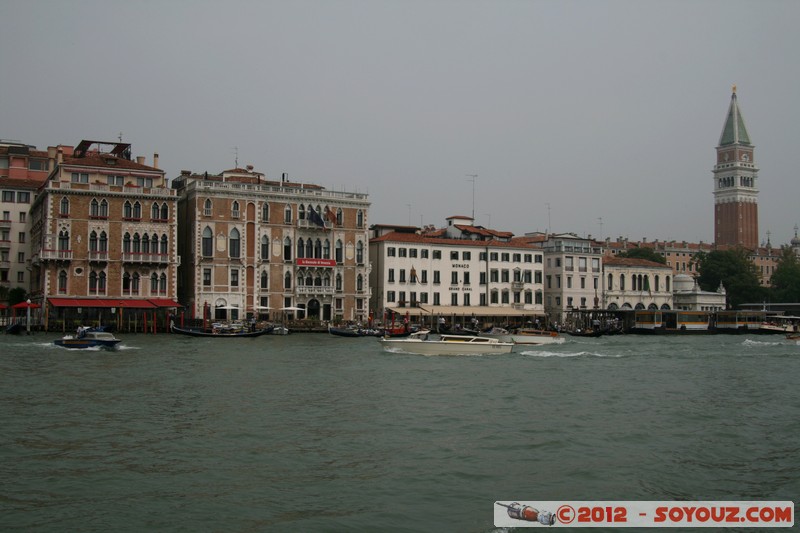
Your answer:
[2,0,799,245]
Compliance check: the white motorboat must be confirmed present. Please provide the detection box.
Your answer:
[379,332,514,355]
[482,327,565,345]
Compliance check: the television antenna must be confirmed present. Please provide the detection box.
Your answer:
[466,174,477,220]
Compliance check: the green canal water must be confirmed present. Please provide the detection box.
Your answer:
[2,332,798,532]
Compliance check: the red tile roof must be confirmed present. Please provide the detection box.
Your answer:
[370,230,541,249]
[604,256,673,269]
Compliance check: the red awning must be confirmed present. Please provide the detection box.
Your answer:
[12,301,40,309]
[147,299,182,308]
[47,298,157,309]
[0,303,7,310]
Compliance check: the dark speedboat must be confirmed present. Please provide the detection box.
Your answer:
[170,322,274,337]
[54,327,122,349]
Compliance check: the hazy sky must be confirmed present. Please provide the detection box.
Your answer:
[3,1,799,245]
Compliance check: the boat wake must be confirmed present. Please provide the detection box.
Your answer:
[520,349,624,358]
[741,338,784,347]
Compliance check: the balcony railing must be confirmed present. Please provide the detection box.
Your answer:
[39,249,73,261]
[511,281,524,290]
[122,252,169,264]
[89,251,109,262]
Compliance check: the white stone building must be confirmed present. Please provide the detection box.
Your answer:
[602,256,674,310]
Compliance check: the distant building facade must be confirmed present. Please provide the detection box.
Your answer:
[538,233,604,321]
[29,140,179,320]
[602,256,674,310]
[173,168,370,323]
[369,216,545,326]
[0,141,54,293]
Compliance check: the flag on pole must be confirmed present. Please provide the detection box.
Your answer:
[325,206,338,225]
[307,207,326,227]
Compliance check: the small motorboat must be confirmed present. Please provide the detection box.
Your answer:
[786,333,800,345]
[328,326,381,337]
[482,327,565,345]
[170,322,273,337]
[54,327,122,349]
[379,331,514,355]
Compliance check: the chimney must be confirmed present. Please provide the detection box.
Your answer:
[136,156,145,165]
[246,164,254,172]
[57,147,63,165]
[153,153,159,169]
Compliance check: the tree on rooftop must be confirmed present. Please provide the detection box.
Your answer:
[616,247,666,264]
[769,247,800,303]
[693,248,765,308]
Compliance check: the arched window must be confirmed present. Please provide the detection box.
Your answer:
[58,230,70,251]
[151,202,160,220]
[99,231,108,252]
[665,276,671,292]
[123,272,131,293]
[99,199,108,217]
[204,198,212,216]
[133,201,141,219]
[314,275,322,287]
[305,239,313,258]
[89,231,98,251]
[643,275,650,291]
[261,236,269,260]
[306,275,313,286]
[607,273,613,291]
[161,203,168,220]
[336,208,343,226]
[58,270,67,293]
[132,233,141,253]
[229,228,240,258]
[297,238,305,258]
[323,239,330,259]
[357,274,363,291]
[356,209,364,228]
[314,239,322,259]
[283,237,292,261]
[151,273,159,293]
[284,204,292,224]
[142,234,150,254]
[356,241,364,264]
[123,233,131,253]
[654,275,660,292]
[298,204,306,220]
[159,273,167,293]
[323,274,331,287]
[261,203,269,222]
[132,273,140,294]
[98,271,106,293]
[232,201,240,218]
[60,197,69,216]
[260,271,268,289]
[89,271,98,293]
[124,201,132,218]
[202,227,213,257]
[90,199,99,217]
[620,274,625,291]
[335,273,342,291]
[160,234,168,254]
[284,271,292,289]
[335,239,343,263]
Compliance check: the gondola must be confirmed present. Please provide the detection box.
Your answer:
[170,322,274,337]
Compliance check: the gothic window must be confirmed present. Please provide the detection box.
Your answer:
[356,241,364,264]
[260,271,268,289]
[123,233,131,253]
[161,203,168,220]
[284,204,292,224]
[336,208,343,226]
[284,271,292,289]
[91,199,99,217]
[229,228,240,258]
[151,273,159,293]
[297,238,305,258]
[261,236,269,260]
[202,227,213,257]
[100,199,108,217]
[58,270,67,293]
[89,231,98,251]
[261,203,269,222]
[142,234,150,254]
[133,201,141,219]
[58,230,69,251]
[159,273,167,293]
[60,197,69,216]
[151,202,160,220]
[323,239,330,259]
[124,201,132,218]
[132,233,141,253]
[160,234,168,255]
[314,239,322,258]
[356,209,364,228]
[335,239,343,263]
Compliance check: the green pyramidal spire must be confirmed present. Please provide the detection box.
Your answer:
[719,85,751,146]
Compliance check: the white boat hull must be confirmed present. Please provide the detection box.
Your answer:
[380,334,514,355]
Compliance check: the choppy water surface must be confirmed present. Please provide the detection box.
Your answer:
[2,333,799,531]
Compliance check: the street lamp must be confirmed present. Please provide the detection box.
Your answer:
[26,298,31,335]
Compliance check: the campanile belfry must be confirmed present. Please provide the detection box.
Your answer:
[713,86,759,249]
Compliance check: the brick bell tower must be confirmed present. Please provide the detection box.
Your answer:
[713,85,759,249]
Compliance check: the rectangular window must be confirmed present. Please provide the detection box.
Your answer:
[501,253,510,262]
[409,248,417,258]
[524,254,532,263]
[490,252,498,261]
[387,247,396,257]
[535,271,542,284]
[433,271,440,284]
[565,257,574,271]
[17,192,30,203]
[451,272,458,285]
[450,251,459,260]
[421,270,428,283]
[580,277,586,289]
[420,249,429,259]
[17,271,24,283]
[203,268,211,287]
[501,291,509,304]
[462,251,471,260]
[420,292,428,304]
[399,270,406,282]
[463,272,470,285]
[513,253,521,262]
[433,292,440,306]
[19,212,26,223]
[451,293,458,306]
[388,269,395,282]
[18,232,25,243]
[136,177,154,188]
[17,252,24,263]
[107,175,125,186]
[490,270,498,283]
[480,293,487,306]
[501,270,509,283]
[387,291,396,303]
[480,272,486,285]
[567,277,572,289]
[463,293,470,306]
[479,252,487,261]
[579,257,587,272]
[2,191,13,202]
[230,269,239,287]
[2,211,8,221]
[398,248,407,257]
[433,250,441,260]
[71,173,89,183]
[535,254,543,263]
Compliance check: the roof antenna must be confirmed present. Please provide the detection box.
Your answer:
[232,146,239,168]
[466,174,477,221]
[118,132,123,142]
